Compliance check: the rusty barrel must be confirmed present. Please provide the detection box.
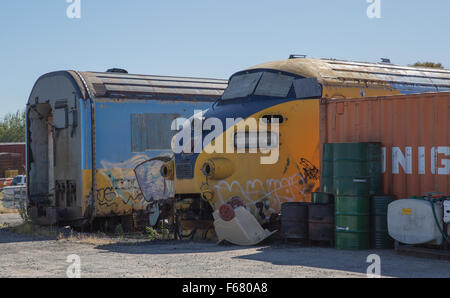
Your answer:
[308,203,334,243]
[281,202,309,240]
[371,195,396,249]
[312,192,334,205]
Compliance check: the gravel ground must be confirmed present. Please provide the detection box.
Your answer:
[0,214,449,278]
[0,213,22,226]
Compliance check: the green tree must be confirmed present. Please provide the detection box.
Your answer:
[413,62,444,69]
[0,110,26,143]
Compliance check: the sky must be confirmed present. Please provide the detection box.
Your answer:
[0,0,449,118]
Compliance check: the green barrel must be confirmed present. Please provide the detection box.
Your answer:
[312,192,334,205]
[321,143,334,194]
[333,143,369,196]
[368,143,383,196]
[371,195,396,249]
[335,196,370,250]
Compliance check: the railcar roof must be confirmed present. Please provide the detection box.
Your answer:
[247,58,450,89]
[31,70,228,102]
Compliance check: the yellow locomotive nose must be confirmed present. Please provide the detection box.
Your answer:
[201,158,235,180]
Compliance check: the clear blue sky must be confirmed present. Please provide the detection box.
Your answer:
[0,0,449,118]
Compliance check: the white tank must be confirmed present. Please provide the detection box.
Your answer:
[388,199,444,245]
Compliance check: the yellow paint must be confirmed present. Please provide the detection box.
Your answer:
[175,99,321,221]
[202,158,235,180]
[81,169,92,216]
[402,208,412,215]
[82,168,149,218]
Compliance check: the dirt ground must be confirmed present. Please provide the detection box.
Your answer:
[1,214,449,278]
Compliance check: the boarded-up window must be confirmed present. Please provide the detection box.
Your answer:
[131,113,180,152]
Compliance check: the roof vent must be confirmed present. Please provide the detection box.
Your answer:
[380,58,391,64]
[106,68,128,74]
[289,54,307,59]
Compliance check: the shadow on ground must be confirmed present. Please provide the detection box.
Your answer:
[95,240,450,278]
[95,240,250,255]
[0,229,57,244]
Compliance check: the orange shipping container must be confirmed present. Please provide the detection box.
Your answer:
[320,92,449,198]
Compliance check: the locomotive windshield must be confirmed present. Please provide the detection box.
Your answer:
[221,70,322,101]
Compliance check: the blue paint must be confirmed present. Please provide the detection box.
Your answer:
[80,98,92,170]
[94,99,212,169]
[391,83,450,95]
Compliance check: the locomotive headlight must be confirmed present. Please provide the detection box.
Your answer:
[201,158,235,180]
[160,160,175,180]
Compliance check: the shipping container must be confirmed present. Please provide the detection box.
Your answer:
[320,92,449,198]
[26,70,227,226]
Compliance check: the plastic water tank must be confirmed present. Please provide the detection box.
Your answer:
[388,199,443,245]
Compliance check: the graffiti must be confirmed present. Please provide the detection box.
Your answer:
[214,174,303,220]
[213,158,320,221]
[266,174,304,202]
[96,153,173,211]
[282,157,290,174]
[297,158,320,183]
[96,177,144,208]
[97,188,118,207]
[134,157,173,202]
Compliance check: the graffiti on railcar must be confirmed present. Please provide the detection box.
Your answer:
[95,154,173,213]
[212,157,320,220]
[134,157,173,202]
[296,158,320,193]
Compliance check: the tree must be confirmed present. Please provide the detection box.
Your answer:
[0,110,26,143]
[413,62,444,69]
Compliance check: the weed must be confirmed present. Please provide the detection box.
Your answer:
[115,224,124,238]
[11,222,59,238]
[59,232,114,246]
[18,202,32,224]
[145,226,159,240]
[160,221,170,240]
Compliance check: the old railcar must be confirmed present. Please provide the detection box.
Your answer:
[26,70,227,227]
[164,57,450,244]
